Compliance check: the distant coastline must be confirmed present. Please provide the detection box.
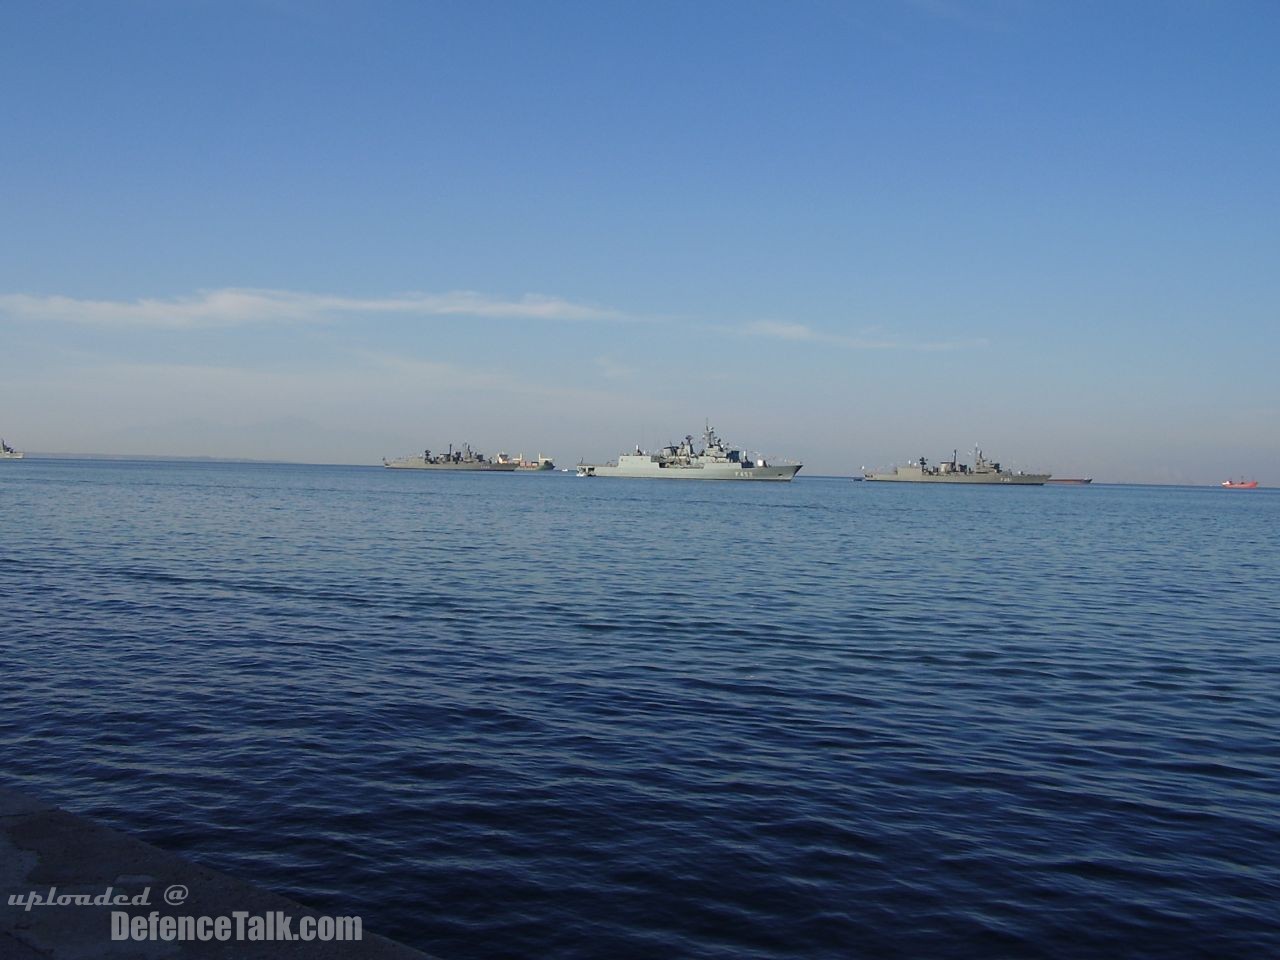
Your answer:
[20,452,299,464]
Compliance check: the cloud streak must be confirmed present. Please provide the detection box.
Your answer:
[0,288,623,328]
[739,320,986,351]
[0,287,985,352]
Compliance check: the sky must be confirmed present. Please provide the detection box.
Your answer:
[2,0,1277,482]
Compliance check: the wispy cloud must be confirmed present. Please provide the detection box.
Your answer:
[0,286,985,353]
[742,321,818,342]
[0,288,623,328]
[592,355,636,380]
[738,320,986,351]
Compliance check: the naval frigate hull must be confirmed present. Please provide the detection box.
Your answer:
[579,424,801,481]
[864,472,1049,484]
[384,458,517,471]
[578,463,800,481]
[864,447,1049,485]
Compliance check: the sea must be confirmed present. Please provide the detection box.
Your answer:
[3,459,1278,959]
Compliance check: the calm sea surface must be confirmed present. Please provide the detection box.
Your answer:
[3,460,1278,958]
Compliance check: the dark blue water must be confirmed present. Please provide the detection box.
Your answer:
[3,460,1278,958]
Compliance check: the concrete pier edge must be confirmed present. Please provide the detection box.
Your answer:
[1,782,431,958]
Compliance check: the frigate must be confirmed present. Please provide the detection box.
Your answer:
[1,438,23,460]
[864,448,1049,484]
[383,443,518,471]
[577,424,801,481]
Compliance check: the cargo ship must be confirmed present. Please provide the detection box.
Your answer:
[516,454,556,471]
[1221,479,1258,489]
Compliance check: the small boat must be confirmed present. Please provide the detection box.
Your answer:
[1221,479,1259,489]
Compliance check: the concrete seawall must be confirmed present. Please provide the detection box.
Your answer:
[1,783,430,958]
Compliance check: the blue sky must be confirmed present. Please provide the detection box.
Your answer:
[2,0,1277,480]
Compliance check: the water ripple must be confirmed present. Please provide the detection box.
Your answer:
[3,461,1279,958]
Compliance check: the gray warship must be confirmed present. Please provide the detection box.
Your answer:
[864,448,1049,484]
[383,443,517,471]
[1,438,23,460]
[577,424,801,481]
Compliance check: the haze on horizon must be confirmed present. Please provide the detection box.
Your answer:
[2,2,1277,485]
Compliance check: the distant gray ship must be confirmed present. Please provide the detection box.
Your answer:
[515,454,556,471]
[577,424,801,481]
[1,438,23,460]
[384,443,518,471]
[864,448,1049,484]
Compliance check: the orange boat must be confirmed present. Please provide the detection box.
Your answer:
[1221,479,1259,489]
